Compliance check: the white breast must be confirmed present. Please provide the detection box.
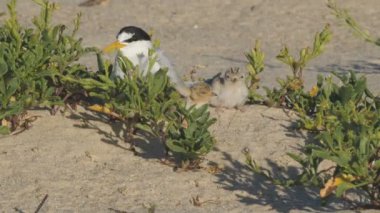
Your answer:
[211,82,248,108]
[120,40,160,74]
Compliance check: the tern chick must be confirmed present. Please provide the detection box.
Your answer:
[210,67,248,109]
[186,82,215,108]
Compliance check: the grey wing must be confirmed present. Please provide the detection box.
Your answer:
[156,49,190,97]
[156,49,179,82]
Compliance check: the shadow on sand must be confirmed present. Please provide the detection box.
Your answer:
[316,59,380,74]
[212,120,349,213]
[67,110,167,160]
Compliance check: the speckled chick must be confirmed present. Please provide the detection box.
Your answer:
[186,82,215,108]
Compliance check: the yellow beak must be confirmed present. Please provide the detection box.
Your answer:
[103,41,127,53]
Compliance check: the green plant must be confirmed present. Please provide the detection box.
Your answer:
[0,0,96,134]
[246,71,380,208]
[296,71,377,131]
[71,51,216,165]
[166,104,216,164]
[242,8,380,206]
[264,24,332,108]
[277,24,332,80]
[245,40,265,103]
[328,0,380,47]
[294,72,380,207]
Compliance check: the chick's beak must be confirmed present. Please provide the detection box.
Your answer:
[103,41,127,53]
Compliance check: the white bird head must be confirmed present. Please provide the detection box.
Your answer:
[103,26,153,56]
[224,67,245,83]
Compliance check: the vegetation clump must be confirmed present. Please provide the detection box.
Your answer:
[0,0,216,166]
[0,0,96,134]
[244,3,380,208]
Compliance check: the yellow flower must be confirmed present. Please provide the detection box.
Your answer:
[309,85,319,97]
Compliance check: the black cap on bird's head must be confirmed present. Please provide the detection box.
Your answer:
[117,26,151,42]
[103,26,151,53]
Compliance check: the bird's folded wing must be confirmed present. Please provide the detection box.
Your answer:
[156,49,190,97]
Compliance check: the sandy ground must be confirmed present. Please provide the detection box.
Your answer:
[1,0,380,212]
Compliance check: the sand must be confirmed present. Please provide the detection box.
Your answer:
[1,0,380,212]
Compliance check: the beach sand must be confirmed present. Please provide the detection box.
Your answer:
[1,0,380,212]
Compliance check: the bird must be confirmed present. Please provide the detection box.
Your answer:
[186,82,216,108]
[103,26,190,97]
[209,67,249,109]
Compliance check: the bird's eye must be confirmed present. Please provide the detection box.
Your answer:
[241,76,244,79]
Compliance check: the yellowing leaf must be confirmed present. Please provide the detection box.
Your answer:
[320,174,357,198]
[320,178,336,198]
[1,119,9,127]
[309,85,319,97]
[88,104,112,114]
[181,119,189,129]
[341,174,356,182]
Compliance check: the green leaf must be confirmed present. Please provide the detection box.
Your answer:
[287,153,305,164]
[0,104,24,119]
[372,160,380,169]
[6,78,19,98]
[312,150,349,167]
[338,85,354,104]
[166,140,187,153]
[135,123,156,136]
[335,181,355,197]
[148,69,167,100]
[0,57,8,77]
[0,126,10,135]
[96,52,106,74]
